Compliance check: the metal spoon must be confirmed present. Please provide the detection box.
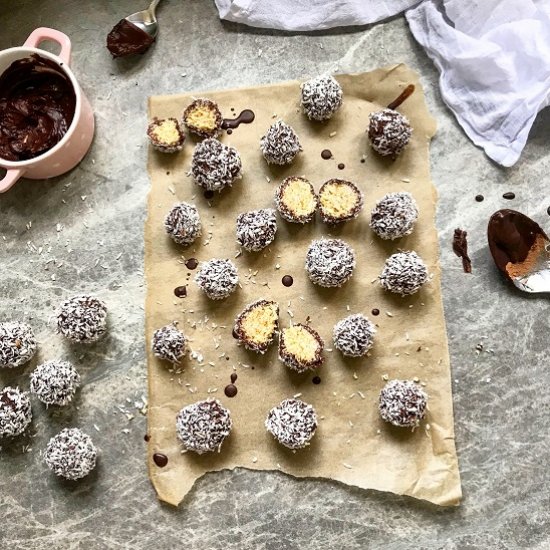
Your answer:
[126,0,162,38]
[487,209,550,293]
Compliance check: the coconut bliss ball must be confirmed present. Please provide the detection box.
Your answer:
[379,251,428,296]
[30,360,80,406]
[56,295,108,343]
[305,238,356,287]
[191,138,242,192]
[260,120,302,165]
[152,323,187,364]
[0,321,37,368]
[300,75,343,121]
[379,380,427,428]
[44,427,98,480]
[194,259,239,300]
[368,109,412,158]
[370,192,419,240]
[164,202,202,246]
[265,398,318,449]
[236,208,277,252]
[0,386,32,438]
[333,314,376,357]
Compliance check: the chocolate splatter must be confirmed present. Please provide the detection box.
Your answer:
[185,258,198,270]
[452,228,472,273]
[153,453,168,467]
[282,275,293,287]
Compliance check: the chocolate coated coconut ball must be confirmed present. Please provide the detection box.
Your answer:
[0,386,32,438]
[379,251,428,296]
[368,109,412,157]
[379,379,427,428]
[300,75,343,121]
[44,427,98,479]
[164,202,202,246]
[147,117,185,153]
[30,360,80,406]
[191,138,242,192]
[152,323,187,364]
[370,192,418,240]
[260,120,302,165]
[56,295,108,343]
[236,208,277,251]
[265,398,318,449]
[176,398,232,454]
[274,176,317,224]
[278,324,324,373]
[333,314,376,357]
[194,259,239,300]
[182,98,223,138]
[0,321,37,368]
[305,238,356,287]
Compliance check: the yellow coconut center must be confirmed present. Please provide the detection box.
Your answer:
[240,303,278,344]
[320,182,358,217]
[151,119,180,144]
[281,178,317,216]
[282,325,319,361]
[185,106,218,132]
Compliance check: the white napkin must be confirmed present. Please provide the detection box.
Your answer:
[214,0,550,167]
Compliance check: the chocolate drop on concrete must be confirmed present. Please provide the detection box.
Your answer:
[174,285,187,298]
[230,373,238,384]
[282,275,293,287]
[153,453,168,467]
[204,190,215,200]
[487,209,548,276]
[475,195,484,202]
[371,308,380,316]
[185,258,198,270]
[387,84,415,110]
[221,109,255,130]
[452,228,472,274]
[321,149,332,160]
[547,206,550,216]
[503,192,515,200]
[144,434,150,442]
[106,19,155,58]
[337,163,345,170]
[312,376,321,385]
[224,384,238,397]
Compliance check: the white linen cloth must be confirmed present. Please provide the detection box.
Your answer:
[214,0,550,167]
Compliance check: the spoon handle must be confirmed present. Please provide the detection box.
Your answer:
[149,0,162,15]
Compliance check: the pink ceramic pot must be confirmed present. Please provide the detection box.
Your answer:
[0,28,95,192]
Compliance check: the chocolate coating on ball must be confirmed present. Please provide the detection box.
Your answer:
[176,398,232,454]
[333,314,376,357]
[305,238,356,287]
[379,251,428,296]
[260,120,302,165]
[236,208,277,251]
[265,398,318,449]
[379,379,427,428]
[191,138,242,192]
[368,109,412,157]
[30,360,80,406]
[152,323,187,364]
[194,259,239,300]
[44,427,97,479]
[0,321,37,368]
[164,202,202,246]
[370,192,419,240]
[300,75,343,121]
[56,295,108,344]
[0,386,32,438]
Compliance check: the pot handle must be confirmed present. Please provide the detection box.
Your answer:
[0,168,25,193]
[23,27,72,65]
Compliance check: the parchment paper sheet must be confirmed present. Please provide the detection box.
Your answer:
[146,65,462,507]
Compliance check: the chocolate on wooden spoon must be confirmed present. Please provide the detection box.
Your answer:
[487,209,550,293]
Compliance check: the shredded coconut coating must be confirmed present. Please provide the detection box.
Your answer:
[300,74,343,121]
[379,379,427,428]
[44,427,97,479]
[370,192,419,240]
[0,386,32,438]
[30,360,80,406]
[152,323,187,364]
[260,120,302,165]
[333,314,376,357]
[191,138,242,192]
[194,259,239,300]
[368,109,412,157]
[305,238,356,287]
[0,321,37,368]
[176,398,232,454]
[56,295,108,343]
[164,202,202,246]
[265,398,318,449]
[236,208,277,251]
[379,251,428,296]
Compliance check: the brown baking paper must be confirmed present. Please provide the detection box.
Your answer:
[146,64,462,507]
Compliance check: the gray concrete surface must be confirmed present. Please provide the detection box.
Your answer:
[1,1,549,549]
